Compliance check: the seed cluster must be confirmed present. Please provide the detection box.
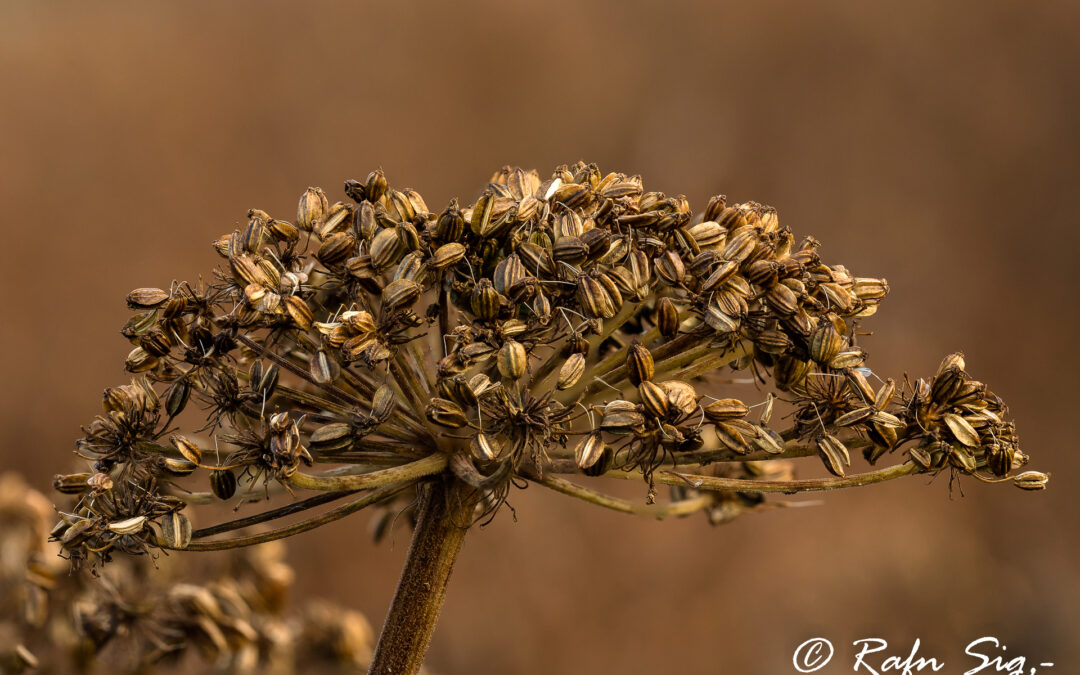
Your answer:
[52,162,1045,567]
[3,473,379,674]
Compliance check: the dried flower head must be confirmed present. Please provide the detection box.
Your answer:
[50,162,1045,671]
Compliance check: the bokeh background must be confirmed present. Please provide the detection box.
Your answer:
[2,2,1077,673]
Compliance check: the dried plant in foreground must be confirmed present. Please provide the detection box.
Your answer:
[3,472,384,674]
[50,162,1047,673]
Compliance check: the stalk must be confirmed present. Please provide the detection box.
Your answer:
[369,478,476,675]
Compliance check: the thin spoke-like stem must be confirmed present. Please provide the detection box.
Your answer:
[289,453,447,492]
[600,461,919,494]
[535,474,712,520]
[155,483,408,551]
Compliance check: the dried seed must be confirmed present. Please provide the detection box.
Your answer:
[759,393,774,425]
[703,398,749,422]
[659,380,697,416]
[283,295,314,331]
[1012,471,1049,490]
[470,279,503,321]
[600,400,645,432]
[828,349,865,369]
[210,469,237,500]
[752,426,785,455]
[310,350,336,385]
[765,283,799,316]
[834,406,874,427]
[170,434,202,465]
[816,434,850,478]
[165,378,191,418]
[382,278,423,311]
[626,343,655,386]
[126,287,169,309]
[943,412,979,447]
[426,398,469,428]
[164,457,198,476]
[557,353,586,390]
[638,380,670,418]
[657,297,680,338]
[310,423,352,446]
[297,187,329,231]
[470,433,504,462]
[108,515,148,536]
[714,422,749,454]
[497,340,527,380]
[874,378,895,410]
[575,432,606,470]
[371,384,394,422]
[809,322,844,363]
[160,512,193,549]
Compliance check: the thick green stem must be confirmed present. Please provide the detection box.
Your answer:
[369,479,476,675]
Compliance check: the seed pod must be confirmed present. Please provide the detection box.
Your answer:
[309,350,336,385]
[497,340,527,380]
[53,473,93,494]
[816,434,850,478]
[163,457,197,476]
[364,168,388,202]
[426,398,469,428]
[381,278,422,311]
[160,512,193,549]
[165,378,191,417]
[714,422,749,454]
[704,303,740,333]
[852,277,890,300]
[765,283,799,316]
[470,433,504,462]
[909,446,933,470]
[754,329,791,355]
[371,384,395,422]
[657,297,679,338]
[574,432,606,470]
[297,187,328,231]
[986,443,1015,477]
[687,220,724,248]
[170,434,202,465]
[638,380,670,418]
[126,287,169,309]
[829,350,865,369]
[470,279,502,321]
[270,218,300,242]
[759,393,774,425]
[703,398,749,422]
[700,260,739,292]
[947,441,977,471]
[283,295,314,331]
[108,516,148,536]
[943,413,979,447]
[210,469,237,500]
[659,380,697,416]
[429,243,466,271]
[577,276,615,319]
[752,426,785,455]
[125,346,158,373]
[625,343,654,386]
[600,400,645,432]
[597,272,624,313]
[846,369,876,403]
[1012,471,1049,490]
[369,227,406,271]
[834,406,874,427]
[310,423,352,448]
[809,322,844,363]
[870,411,903,428]
[557,353,586,390]
[931,366,965,405]
[874,378,896,410]
[654,251,686,285]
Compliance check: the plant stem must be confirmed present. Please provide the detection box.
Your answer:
[369,479,475,675]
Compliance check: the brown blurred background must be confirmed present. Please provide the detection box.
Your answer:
[2,2,1078,673]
